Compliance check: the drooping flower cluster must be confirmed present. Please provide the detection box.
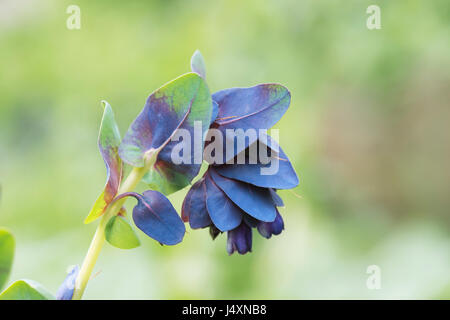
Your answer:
[182,161,295,255]
[182,55,299,254]
[85,51,299,256]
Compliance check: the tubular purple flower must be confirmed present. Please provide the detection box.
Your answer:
[257,210,284,239]
[227,222,252,255]
[180,50,298,255]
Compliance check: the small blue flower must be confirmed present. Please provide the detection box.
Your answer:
[227,222,252,255]
[56,265,79,300]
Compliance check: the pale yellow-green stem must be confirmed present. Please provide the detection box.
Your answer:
[72,150,157,300]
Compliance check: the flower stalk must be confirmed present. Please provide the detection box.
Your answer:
[72,155,155,300]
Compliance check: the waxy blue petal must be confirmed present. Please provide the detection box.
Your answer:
[116,191,185,245]
[181,178,211,229]
[214,134,299,189]
[269,189,284,207]
[204,172,243,232]
[208,168,277,222]
[212,84,290,162]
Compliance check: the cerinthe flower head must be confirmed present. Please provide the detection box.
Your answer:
[182,86,299,254]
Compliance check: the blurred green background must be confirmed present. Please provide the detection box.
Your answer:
[1,0,449,299]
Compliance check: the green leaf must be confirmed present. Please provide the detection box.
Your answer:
[85,101,123,224]
[0,228,14,290]
[142,165,192,195]
[105,215,141,249]
[0,279,55,300]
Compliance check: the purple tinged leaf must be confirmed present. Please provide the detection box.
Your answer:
[56,265,79,300]
[208,168,277,222]
[210,100,219,125]
[214,134,299,189]
[85,101,123,224]
[227,223,252,255]
[190,50,206,79]
[204,171,243,232]
[115,191,185,245]
[212,84,291,162]
[119,73,209,168]
[181,178,211,229]
[132,72,212,195]
[143,80,212,194]
[257,209,284,239]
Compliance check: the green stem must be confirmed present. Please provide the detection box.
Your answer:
[72,165,148,300]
